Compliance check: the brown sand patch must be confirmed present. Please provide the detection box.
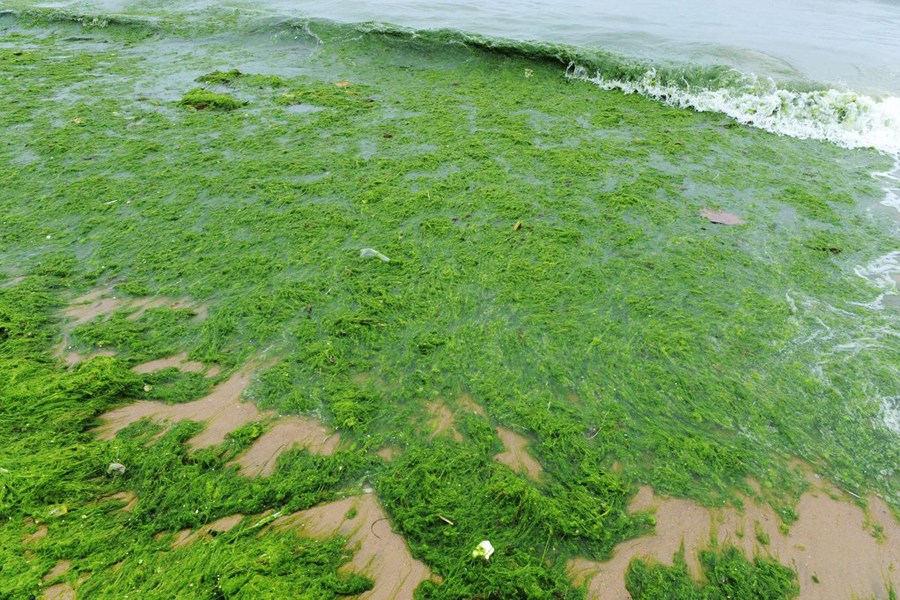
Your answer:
[101,491,138,512]
[493,427,543,481]
[43,560,72,582]
[423,395,488,442]
[43,583,75,600]
[425,400,462,442]
[57,289,209,366]
[456,392,485,416]
[55,341,116,366]
[95,366,262,449]
[97,361,335,477]
[172,513,245,549]
[377,446,401,462]
[24,525,49,545]
[274,495,432,599]
[127,297,209,321]
[230,417,340,477]
[171,528,195,549]
[131,352,209,375]
[64,289,123,326]
[568,482,900,600]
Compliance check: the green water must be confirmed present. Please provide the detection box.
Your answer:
[0,10,897,598]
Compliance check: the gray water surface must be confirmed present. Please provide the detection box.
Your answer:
[18,0,900,95]
[255,0,900,96]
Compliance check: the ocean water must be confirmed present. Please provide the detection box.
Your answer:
[262,0,900,95]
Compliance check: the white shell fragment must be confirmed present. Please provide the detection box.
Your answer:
[107,462,127,476]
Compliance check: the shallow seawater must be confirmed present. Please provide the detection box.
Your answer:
[0,5,898,599]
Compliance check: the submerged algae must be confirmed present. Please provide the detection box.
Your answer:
[0,9,899,598]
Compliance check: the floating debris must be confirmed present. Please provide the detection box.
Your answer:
[360,248,390,262]
[472,540,495,560]
[107,462,126,476]
[700,208,745,225]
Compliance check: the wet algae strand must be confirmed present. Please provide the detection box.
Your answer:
[1,8,898,598]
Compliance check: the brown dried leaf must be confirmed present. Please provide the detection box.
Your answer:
[700,208,744,225]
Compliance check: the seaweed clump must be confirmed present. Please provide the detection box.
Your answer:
[626,547,799,599]
[179,88,244,111]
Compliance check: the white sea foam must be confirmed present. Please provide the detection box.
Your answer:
[855,251,900,294]
[568,65,900,155]
[881,397,900,436]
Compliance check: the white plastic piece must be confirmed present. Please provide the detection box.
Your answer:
[472,540,494,560]
[360,248,390,262]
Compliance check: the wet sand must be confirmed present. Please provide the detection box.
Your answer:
[273,494,433,600]
[95,367,259,449]
[493,426,544,481]
[172,513,245,549]
[131,352,208,374]
[229,416,340,476]
[425,400,463,442]
[569,476,900,599]
[97,361,338,477]
[56,289,209,367]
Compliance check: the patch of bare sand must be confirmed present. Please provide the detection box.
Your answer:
[55,343,116,367]
[493,427,543,481]
[1,275,25,288]
[100,491,138,513]
[56,289,209,366]
[97,364,336,476]
[568,480,900,600]
[95,367,260,449]
[172,513,245,549]
[274,495,433,599]
[230,417,340,476]
[425,400,462,442]
[377,446,401,462]
[456,392,485,416]
[131,352,208,374]
[126,297,209,321]
[63,290,208,326]
[43,560,72,582]
[43,583,75,600]
[424,394,488,442]
[700,208,745,225]
[23,525,49,545]
[64,289,123,327]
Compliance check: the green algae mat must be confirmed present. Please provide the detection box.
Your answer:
[1,9,898,599]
